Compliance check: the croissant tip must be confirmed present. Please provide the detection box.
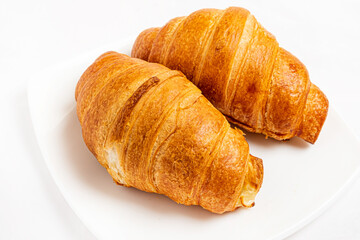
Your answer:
[131,27,160,60]
[236,155,263,209]
[297,83,329,144]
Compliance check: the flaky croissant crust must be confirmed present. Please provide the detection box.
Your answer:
[75,52,263,214]
[132,7,329,143]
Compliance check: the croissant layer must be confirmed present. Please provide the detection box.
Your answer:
[75,52,263,214]
[132,7,329,143]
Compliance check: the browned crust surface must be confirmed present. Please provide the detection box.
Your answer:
[132,6,329,143]
[76,52,263,214]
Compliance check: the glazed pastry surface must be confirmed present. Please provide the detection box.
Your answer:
[132,7,329,143]
[75,52,263,214]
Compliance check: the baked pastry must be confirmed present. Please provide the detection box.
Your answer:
[132,6,329,143]
[75,51,263,214]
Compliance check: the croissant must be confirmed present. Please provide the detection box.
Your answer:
[75,51,263,214]
[132,6,329,144]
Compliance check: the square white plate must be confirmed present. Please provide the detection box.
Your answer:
[28,38,360,240]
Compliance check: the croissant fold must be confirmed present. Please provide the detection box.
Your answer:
[132,6,329,143]
[75,52,263,214]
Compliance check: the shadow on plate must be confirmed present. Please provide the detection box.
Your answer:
[237,127,310,149]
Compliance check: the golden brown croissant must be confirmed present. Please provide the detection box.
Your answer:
[132,7,329,144]
[75,51,263,214]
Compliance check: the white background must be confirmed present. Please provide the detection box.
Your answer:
[1,0,360,239]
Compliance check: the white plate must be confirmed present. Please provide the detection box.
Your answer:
[28,39,360,240]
